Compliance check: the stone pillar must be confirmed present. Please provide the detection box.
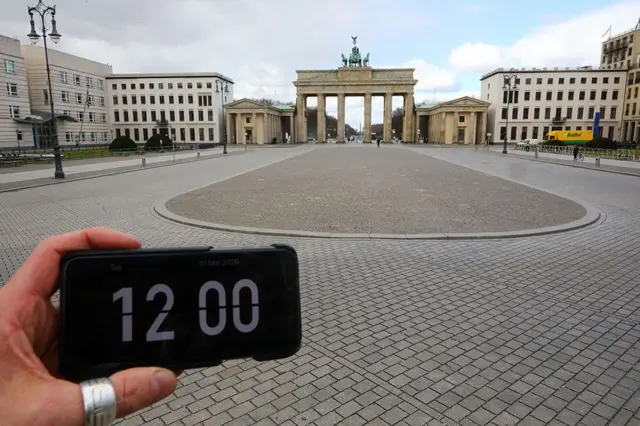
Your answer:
[479,112,487,144]
[444,112,453,144]
[226,112,232,143]
[337,93,346,142]
[290,115,294,142]
[235,113,242,144]
[364,93,372,143]
[402,93,414,143]
[383,92,393,141]
[317,94,326,143]
[252,112,257,144]
[296,94,306,142]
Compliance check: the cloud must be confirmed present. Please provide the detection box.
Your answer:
[449,1,640,73]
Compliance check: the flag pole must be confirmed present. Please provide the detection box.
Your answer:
[78,88,90,146]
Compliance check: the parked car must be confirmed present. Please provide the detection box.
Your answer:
[516,139,543,151]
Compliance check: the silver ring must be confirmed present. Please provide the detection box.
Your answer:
[80,378,117,426]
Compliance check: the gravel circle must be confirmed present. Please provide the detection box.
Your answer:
[165,146,587,234]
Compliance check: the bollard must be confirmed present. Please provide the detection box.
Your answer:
[141,157,147,167]
[197,151,201,159]
[595,157,600,167]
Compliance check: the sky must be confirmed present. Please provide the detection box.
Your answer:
[2,0,640,127]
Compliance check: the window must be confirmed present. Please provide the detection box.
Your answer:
[151,110,157,121]
[89,112,96,122]
[6,83,17,96]
[557,91,563,101]
[158,83,164,89]
[197,82,203,89]
[114,111,120,122]
[169,95,174,104]
[533,108,540,119]
[4,59,15,73]
[123,111,129,122]
[187,82,193,89]
[246,116,251,124]
[208,127,214,140]
[141,110,147,122]
[99,96,105,107]
[134,129,140,141]
[599,106,606,118]
[188,95,194,104]
[103,132,109,141]
[569,77,575,84]
[97,79,103,90]
[511,108,518,120]
[591,77,597,84]
[132,110,138,121]
[121,83,126,90]
[160,110,166,121]
[546,91,552,101]
[500,126,506,140]
[150,95,155,104]
[536,78,542,84]
[580,77,587,84]
[122,95,128,105]
[586,126,592,131]
[65,132,72,143]
[168,83,173,89]
[544,107,551,119]
[601,90,607,101]
[535,91,541,101]
[132,95,137,105]
[521,126,528,140]
[566,107,573,119]
[579,91,585,100]
[198,110,204,121]
[611,107,617,119]
[112,83,117,90]
[568,91,574,101]
[178,83,183,89]
[9,105,20,118]
[116,129,122,138]
[532,127,539,139]
[588,107,595,119]
[510,127,517,140]
[189,128,195,140]
[141,95,146,104]
[60,71,68,83]
[603,77,609,84]
[577,107,584,119]
[178,95,184,104]
[102,113,107,123]
[170,110,175,121]
[112,95,118,105]
[523,107,529,119]
[524,91,530,101]
[143,128,149,140]
[589,90,596,100]
[547,78,553,84]
[543,126,549,138]
[612,90,619,100]
[160,95,165,104]
[208,109,214,121]
[189,110,195,121]
[140,83,145,89]
[76,92,83,104]
[525,78,531,84]
[614,77,620,84]
[78,111,84,122]
[86,77,93,88]
[558,78,565,84]
[149,83,155,89]
[554,107,561,119]
[207,82,213,89]
[179,110,185,121]
[87,94,94,106]
[125,129,130,138]
[501,108,508,119]
[74,74,81,85]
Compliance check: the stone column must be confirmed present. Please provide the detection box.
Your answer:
[337,93,346,142]
[235,113,242,144]
[444,112,453,144]
[469,112,477,144]
[479,112,487,144]
[402,93,414,143]
[290,115,294,142]
[364,93,372,143]
[383,92,393,141]
[252,112,257,143]
[226,112,232,143]
[296,94,306,142]
[317,94,326,143]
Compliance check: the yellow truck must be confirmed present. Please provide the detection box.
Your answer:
[546,130,593,145]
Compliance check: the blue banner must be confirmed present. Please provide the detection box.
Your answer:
[593,112,600,139]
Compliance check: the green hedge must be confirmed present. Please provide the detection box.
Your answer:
[145,134,173,151]
[109,135,137,151]
[585,137,617,150]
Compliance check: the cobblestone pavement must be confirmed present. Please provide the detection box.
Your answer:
[1,145,639,426]
[166,147,586,234]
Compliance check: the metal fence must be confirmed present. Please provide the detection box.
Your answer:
[515,144,639,162]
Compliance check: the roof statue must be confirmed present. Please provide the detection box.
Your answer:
[341,36,370,67]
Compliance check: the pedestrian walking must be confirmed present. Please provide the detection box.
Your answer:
[377,138,381,148]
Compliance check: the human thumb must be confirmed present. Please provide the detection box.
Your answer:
[110,367,178,418]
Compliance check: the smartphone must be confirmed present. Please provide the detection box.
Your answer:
[58,245,301,383]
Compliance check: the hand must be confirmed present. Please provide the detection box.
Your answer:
[0,227,179,425]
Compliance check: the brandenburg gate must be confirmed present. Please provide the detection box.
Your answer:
[293,37,417,143]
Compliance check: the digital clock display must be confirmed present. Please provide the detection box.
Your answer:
[59,246,301,382]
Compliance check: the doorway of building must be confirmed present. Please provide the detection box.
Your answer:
[457,128,465,143]
[245,129,253,144]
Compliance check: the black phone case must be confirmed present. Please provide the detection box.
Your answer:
[58,245,301,382]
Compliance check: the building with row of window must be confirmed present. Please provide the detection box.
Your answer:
[106,73,233,144]
[481,67,626,142]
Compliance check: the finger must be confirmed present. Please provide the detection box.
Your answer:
[8,227,141,299]
[111,367,178,418]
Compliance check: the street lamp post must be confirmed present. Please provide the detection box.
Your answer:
[28,0,64,178]
[16,129,22,153]
[215,80,229,154]
[502,73,518,155]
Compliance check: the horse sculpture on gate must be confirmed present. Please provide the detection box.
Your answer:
[340,36,370,68]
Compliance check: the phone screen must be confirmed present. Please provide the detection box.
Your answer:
[59,247,301,381]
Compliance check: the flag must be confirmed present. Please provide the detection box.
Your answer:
[602,25,612,39]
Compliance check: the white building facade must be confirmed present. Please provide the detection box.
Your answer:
[480,67,627,143]
[0,36,34,150]
[20,44,112,147]
[106,73,234,145]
